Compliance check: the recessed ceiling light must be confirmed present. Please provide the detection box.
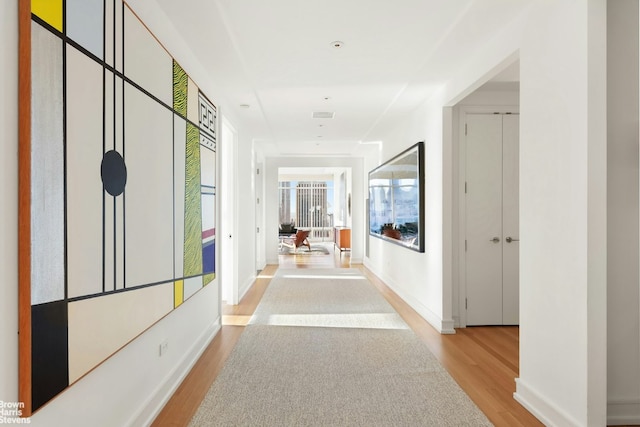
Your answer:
[239,104,250,109]
[317,135,323,138]
[312,111,334,119]
[319,124,324,127]
[323,96,331,101]
[331,41,344,49]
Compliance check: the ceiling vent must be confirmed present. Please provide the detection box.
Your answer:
[312,111,335,119]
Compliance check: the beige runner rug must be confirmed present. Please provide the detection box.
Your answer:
[190,268,492,426]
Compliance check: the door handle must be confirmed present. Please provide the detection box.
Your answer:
[506,237,519,243]
[490,237,500,243]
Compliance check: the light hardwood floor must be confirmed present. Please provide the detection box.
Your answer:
[152,244,620,427]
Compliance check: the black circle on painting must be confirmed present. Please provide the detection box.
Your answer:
[101,150,127,196]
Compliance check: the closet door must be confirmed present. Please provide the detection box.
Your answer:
[501,114,519,325]
[465,114,504,325]
[465,113,519,326]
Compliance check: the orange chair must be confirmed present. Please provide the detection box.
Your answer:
[382,228,402,240]
[281,229,311,252]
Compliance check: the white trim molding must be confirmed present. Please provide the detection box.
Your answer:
[238,274,257,303]
[607,398,640,425]
[131,319,221,427]
[514,378,581,427]
[363,259,455,334]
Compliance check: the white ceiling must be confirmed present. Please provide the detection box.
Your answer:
[153,0,527,157]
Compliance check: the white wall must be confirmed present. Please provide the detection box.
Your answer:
[364,0,609,425]
[363,100,454,333]
[346,168,354,228]
[607,0,640,424]
[362,9,527,337]
[0,0,19,409]
[456,86,519,107]
[264,156,364,264]
[236,130,258,298]
[516,1,607,425]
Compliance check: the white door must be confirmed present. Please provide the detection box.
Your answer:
[465,113,519,325]
[501,115,519,324]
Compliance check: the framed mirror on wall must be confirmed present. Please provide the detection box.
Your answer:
[368,141,425,252]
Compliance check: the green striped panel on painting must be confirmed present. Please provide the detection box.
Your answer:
[173,60,188,118]
[183,122,203,277]
[203,273,215,286]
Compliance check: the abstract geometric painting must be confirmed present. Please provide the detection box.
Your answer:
[19,0,217,414]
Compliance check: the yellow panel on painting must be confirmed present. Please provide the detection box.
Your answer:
[174,280,184,308]
[32,0,63,32]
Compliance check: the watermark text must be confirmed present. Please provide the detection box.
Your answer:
[0,401,30,424]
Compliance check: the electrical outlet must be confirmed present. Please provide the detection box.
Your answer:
[159,339,168,357]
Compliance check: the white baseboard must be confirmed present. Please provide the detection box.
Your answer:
[238,275,255,303]
[392,283,455,334]
[514,378,581,427]
[130,319,221,427]
[607,398,640,425]
[452,315,461,328]
[440,318,456,334]
[363,259,454,334]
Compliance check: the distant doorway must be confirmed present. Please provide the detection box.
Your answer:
[278,179,334,243]
[277,167,351,260]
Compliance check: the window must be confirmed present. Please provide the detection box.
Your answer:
[278,180,334,240]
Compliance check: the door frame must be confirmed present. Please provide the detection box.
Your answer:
[457,105,519,327]
[255,158,265,272]
[220,116,238,305]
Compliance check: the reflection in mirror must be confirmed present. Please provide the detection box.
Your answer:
[368,142,424,252]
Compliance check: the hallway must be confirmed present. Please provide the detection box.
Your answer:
[153,245,542,426]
